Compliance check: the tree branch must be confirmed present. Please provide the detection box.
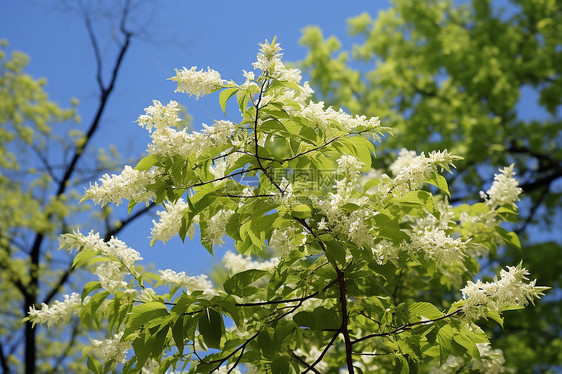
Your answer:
[351,309,463,345]
[24,4,134,371]
[235,278,338,307]
[336,267,354,373]
[253,80,284,194]
[303,331,340,373]
[0,340,10,374]
[291,352,321,374]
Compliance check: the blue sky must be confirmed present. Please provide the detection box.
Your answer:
[2,1,392,277]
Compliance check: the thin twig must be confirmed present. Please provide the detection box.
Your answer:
[351,309,463,345]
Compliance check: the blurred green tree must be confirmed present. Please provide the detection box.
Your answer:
[300,0,561,372]
[0,1,178,372]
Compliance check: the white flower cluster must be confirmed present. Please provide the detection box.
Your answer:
[390,148,418,176]
[373,150,460,198]
[401,227,467,265]
[209,158,227,179]
[300,101,382,133]
[86,165,159,207]
[372,240,401,265]
[139,288,157,303]
[253,40,283,73]
[151,198,190,245]
[28,293,83,327]
[394,150,459,193]
[170,66,224,99]
[222,251,279,274]
[206,209,234,246]
[147,119,235,159]
[314,202,373,249]
[337,154,364,181]
[431,343,511,374]
[313,155,375,248]
[480,164,522,207]
[59,231,142,294]
[418,199,456,231]
[252,40,302,83]
[461,264,544,321]
[137,100,181,132]
[159,269,214,294]
[94,262,129,293]
[90,331,130,364]
[269,226,306,257]
[238,70,257,90]
[60,230,143,269]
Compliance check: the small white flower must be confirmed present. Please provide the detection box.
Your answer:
[401,227,467,265]
[222,251,279,274]
[151,199,190,245]
[317,217,328,230]
[137,100,181,132]
[60,230,142,269]
[481,164,522,207]
[269,227,300,257]
[94,261,128,293]
[206,209,235,246]
[461,264,544,321]
[28,293,84,327]
[85,166,160,207]
[91,332,130,364]
[170,66,224,99]
[390,148,418,176]
[159,269,215,295]
[301,100,381,132]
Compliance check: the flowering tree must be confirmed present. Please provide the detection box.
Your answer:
[26,39,547,373]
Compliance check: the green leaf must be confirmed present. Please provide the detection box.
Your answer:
[219,87,238,115]
[271,355,290,374]
[134,154,159,171]
[198,308,224,349]
[126,302,169,335]
[341,202,361,211]
[293,306,340,330]
[427,173,450,197]
[325,240,347,267]
[87,356,103,374]
[172,316,185,356]
[408,302,444,320]
[394,355,409,374]
[400,190,439,218]
[293,204,312,219]
[486,310,504,327]
[226,213,242,241]
[81,281,102,302]
[374,212,407,243]
[362,177,380,192]
[72,248,98,269]
[349,135,374,170]
[258,327,277,357]
[495,226,521,249]
[437,325,454,364]
[80,291,110,329]
[237,91,249,114]
[223,269,268,296]
[453,333,480,359]
[151,324,170,360]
